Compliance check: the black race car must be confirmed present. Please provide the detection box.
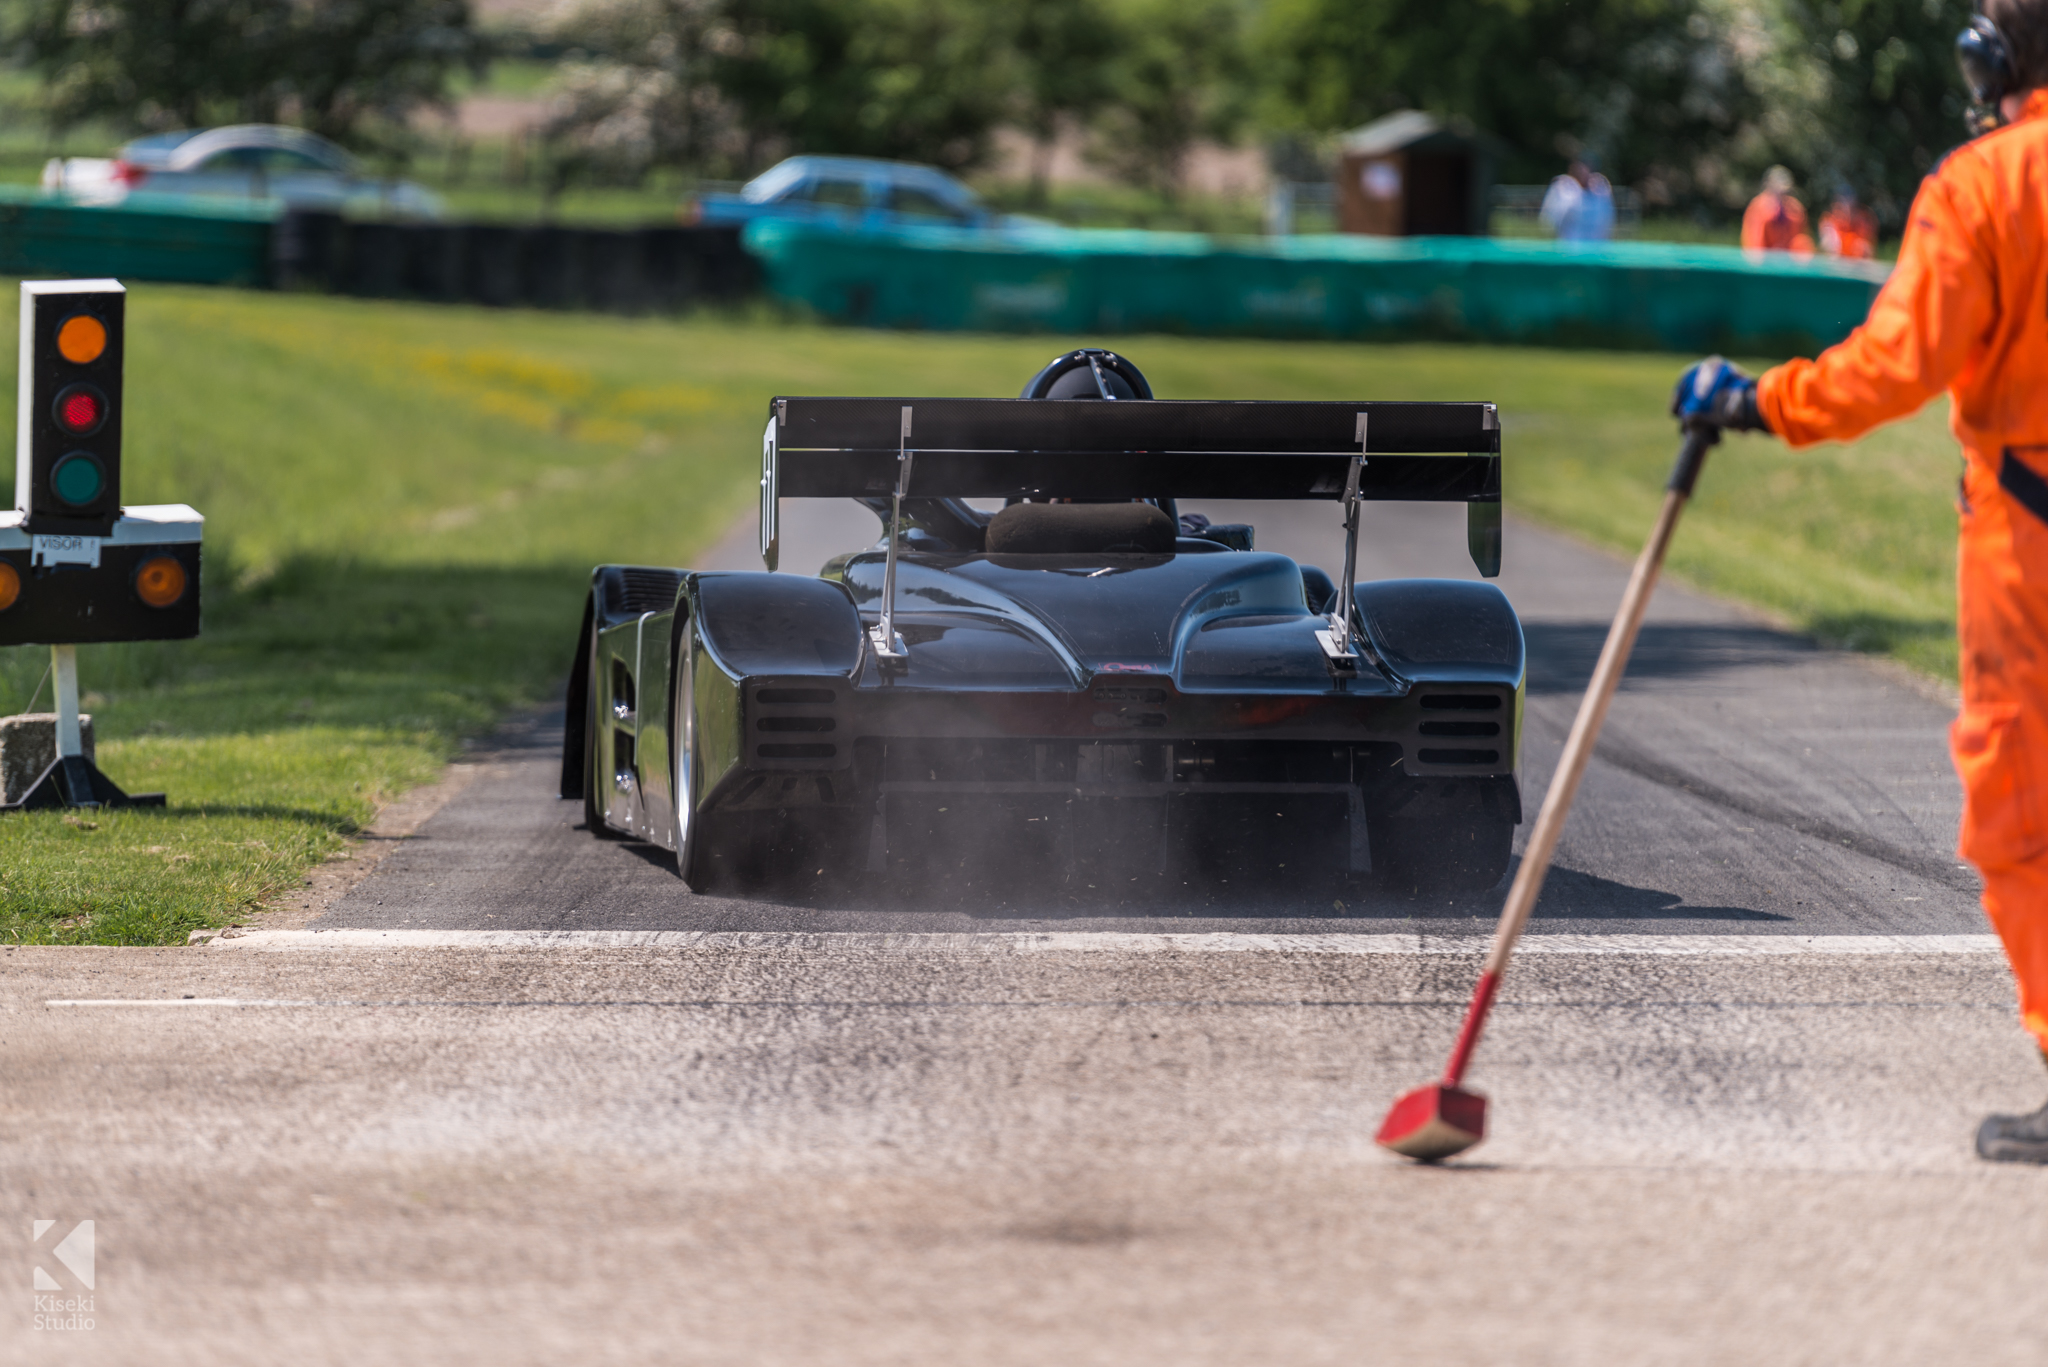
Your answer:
[561,350,1523,895]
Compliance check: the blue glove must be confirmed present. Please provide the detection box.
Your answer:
[1671,356,1768,432]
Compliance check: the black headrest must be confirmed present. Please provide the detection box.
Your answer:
[984,502,1177,554]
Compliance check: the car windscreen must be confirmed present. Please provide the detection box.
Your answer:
[794,178,869,209]
[196,148,337,174]
[888,185,972,222]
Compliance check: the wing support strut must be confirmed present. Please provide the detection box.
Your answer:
[1316,413,1367,671]
[869,405,913,672]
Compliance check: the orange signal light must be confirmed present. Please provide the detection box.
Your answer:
[57,314,107,365]
[134,555,187,608]
[0,560,18,612]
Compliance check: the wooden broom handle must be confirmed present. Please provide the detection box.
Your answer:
[1479,426,1718,979]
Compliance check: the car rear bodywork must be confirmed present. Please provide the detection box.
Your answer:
[564,390,1523,892]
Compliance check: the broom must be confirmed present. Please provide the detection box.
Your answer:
[1375,423,1720,1162]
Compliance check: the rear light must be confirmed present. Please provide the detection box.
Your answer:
[134,555,188,608]
[0,561,18,612]
[53,383,106,435]
[111,160,148,187]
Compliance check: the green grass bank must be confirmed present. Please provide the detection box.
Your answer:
[0,286,1959,943]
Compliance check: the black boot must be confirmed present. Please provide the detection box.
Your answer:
[1978,1099,2048,1165]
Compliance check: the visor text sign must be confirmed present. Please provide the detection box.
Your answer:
[31,534,100,568]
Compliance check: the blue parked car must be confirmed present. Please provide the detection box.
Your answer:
[689,156,1049,233]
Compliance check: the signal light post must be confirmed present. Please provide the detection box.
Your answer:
[0,279,204,810]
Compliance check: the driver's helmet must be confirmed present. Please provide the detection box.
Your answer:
[1020,348,1154,400]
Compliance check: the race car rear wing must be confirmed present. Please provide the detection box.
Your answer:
[757,396,1504,670]
[764,397,1500,501]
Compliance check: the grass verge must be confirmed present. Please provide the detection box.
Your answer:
[0,288,1959,942]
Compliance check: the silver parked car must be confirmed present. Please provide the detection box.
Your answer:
[44,125,443,218]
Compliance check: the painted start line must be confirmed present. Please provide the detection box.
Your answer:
[183,929,2005,956]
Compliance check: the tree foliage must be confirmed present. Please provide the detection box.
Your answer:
[708,0,1012,171]
[9,0,486,147]
[1252,0,1772,202]
[2,0,1995,222]
[1010,0,1123,197]
[543,0,1025,179]
[539,0,737,186]
[539,0,1248,191]
[1781,0,1974,218]
[1087,0,1249,193]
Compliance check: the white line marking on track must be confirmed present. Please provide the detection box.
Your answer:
[202,929,2005,956]
[46,999,322,1007]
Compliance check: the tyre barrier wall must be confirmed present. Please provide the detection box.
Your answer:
[0,187,275,286]
[272,211,759,311]
[0,189,758,313]
[744,220,1893,354]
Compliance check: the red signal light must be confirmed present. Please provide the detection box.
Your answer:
[53,384,106,435]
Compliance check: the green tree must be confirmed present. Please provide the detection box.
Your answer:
[1089,0,1250,195]
[709,0,1014,170]
[540,0,739,189]
[10,0,484,146]
[1010,0,1124,202]
[1252,0,1771,207]
[1782,0,1974,221]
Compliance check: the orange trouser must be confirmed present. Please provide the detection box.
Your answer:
[1980,860,2048,1049]
[1957,455,2048,1049]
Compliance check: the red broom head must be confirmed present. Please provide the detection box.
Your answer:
[1375,1083,1488,1162]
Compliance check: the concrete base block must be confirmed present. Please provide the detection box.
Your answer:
[0,713,96,806]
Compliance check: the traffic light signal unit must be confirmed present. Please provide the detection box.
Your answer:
[0,279,205,810]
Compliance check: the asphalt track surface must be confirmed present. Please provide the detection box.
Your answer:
[17,484,2044,1366]
[314,494,1980,937]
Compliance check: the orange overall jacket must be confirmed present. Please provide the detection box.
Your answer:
[1742,191,1814,254]
[1759,90,2048,1043]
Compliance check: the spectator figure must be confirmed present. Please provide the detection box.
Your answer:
[1539,157,1615,243]
[1742,166,1815,255]
[1819,185,1879,259]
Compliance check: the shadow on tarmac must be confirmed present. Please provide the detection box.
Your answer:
[601,828,1785,924]
[1525,620,1819,695]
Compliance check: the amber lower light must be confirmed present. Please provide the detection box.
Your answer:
[57,314,107,365]
[0,560,18,612]
[134,555,187,608]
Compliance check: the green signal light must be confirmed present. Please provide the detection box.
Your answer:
[51,451,105,507]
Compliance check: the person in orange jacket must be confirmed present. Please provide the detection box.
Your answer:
[1740,166,1815,254]
[1673,0,2048,1163]
[1818,185,1879,259]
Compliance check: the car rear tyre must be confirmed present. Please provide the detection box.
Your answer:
[671,636,713,891]
[1375,813,1514,894]
[582,626,628,841]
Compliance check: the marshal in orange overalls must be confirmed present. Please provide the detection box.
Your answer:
[1759,88,2048,1049]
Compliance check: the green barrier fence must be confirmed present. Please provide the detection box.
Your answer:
[744,221,1891,354]
[0,187,275,287]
